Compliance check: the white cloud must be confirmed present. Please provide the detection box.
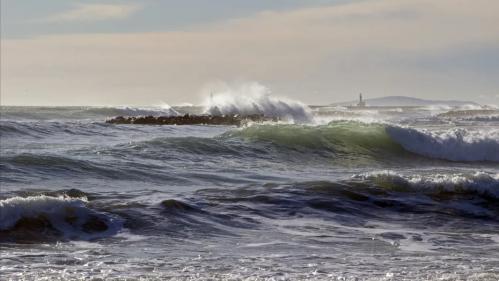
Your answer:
[43,3,140,22]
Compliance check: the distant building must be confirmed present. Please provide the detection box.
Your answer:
[357,93,366,107]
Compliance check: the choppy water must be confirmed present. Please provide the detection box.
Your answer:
[1,104,499,280]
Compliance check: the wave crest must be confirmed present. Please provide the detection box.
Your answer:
[224,122,499,162]
[0,195,122,243]
[223,121,401,155]
[386,126,499,162]
[352,171,499,198]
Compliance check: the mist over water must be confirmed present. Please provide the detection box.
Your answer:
[1,92,499,280]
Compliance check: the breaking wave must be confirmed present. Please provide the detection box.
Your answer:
[203,82,313,123]
[2,122,498,184]
[386,125,499,162]
[192,171,499,224]
[352,171,499,198]
[223,122,499,162]
[82,122,499,164]
[0,195,122,243]
[222,121,404,158]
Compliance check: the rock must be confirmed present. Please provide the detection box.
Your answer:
[106,114,272,126]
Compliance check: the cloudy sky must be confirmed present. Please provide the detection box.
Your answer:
[1,0,498,106]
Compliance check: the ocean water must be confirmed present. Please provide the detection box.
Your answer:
[1,102,499,280]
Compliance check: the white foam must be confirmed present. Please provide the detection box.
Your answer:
[424,104,484,112]
[457,104,487,110]
[353,170,499,197]
[203,82,313,123]
[423,104,454,112]
[461,115,499,122]
[174,102,194,107]
[116,105,180,116]
[386,125,499,162]
[0,195,122,240]
[315,115,387,125]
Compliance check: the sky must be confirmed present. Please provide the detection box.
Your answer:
[1,0,499,106]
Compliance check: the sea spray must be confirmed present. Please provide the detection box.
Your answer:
[203,82,313,123]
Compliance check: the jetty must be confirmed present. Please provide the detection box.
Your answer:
[106,114,274,126]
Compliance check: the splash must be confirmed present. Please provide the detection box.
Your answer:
[203,82,313,123]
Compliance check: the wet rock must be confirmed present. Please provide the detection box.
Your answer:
[106,114,273,126]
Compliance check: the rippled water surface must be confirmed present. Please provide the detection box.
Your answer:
[1,105,498,280]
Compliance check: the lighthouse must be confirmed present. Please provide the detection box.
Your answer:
[357,93,366,107]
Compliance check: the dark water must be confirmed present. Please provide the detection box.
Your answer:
[1,105,498,280]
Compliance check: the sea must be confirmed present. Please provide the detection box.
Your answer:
[1,96,499,280]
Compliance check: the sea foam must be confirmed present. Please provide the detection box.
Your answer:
[386,125,499,162]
